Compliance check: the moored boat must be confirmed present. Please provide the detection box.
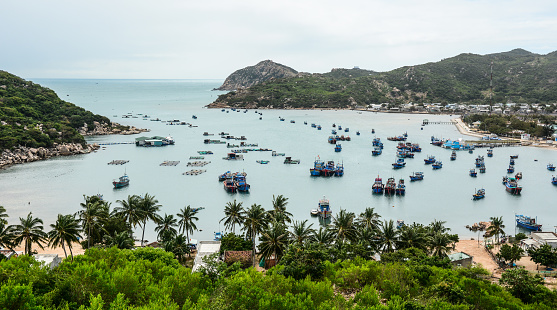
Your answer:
[318,196,332,219]
[472,188,485,200]
[487,149,493,157]
[372,176,384,194]
[469,169,477,177]
[505,177,522,195]
[334,144,342,152]
[310,158,325,176]
[409,172,424,181]
[256,160,269,164]
[334,162,344,176]
[479,164,486,173]
[515,214,541,231]
[395,179,406,195]
[548,163,556,171]
[507,165,514,173]
[552,176,557,185]
[392,158,406,169]
[424,155,435,164]
[223,178,237,192]
[113,174,130,188]
[372,147,382,156]
[234,174,250,192]
[432,161,443,169]
[450,150,457,161]
[384,177,396,195]
[510,155,519,159]
[515,172,522,180]
[284,157,300,164]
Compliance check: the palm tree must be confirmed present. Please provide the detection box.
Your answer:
[103,231,134,249]
[429,219,449,234]
[177,206,199,243]
[331,209,357,244]
[311,227,334,245]
[487,216,505,244]
[163,234,190,263]
[269,195,293,224]
[397,225,429,251]
[290,220,315,245]
[137,193,162,246]
[259,221,289,265]
[242,203,268,267]
[48,214,81,260]
[220,200,244,233]
[0,222,15,252]
[77,200,108,248]
[12,212,48,255]
[155,214,178,241]
[377,220,399,254]
[0,205,8,225]
[114,195,142,229]
[430,232,452,257]
[357,207,381,231]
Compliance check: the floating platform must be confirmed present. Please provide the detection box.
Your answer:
[182,169,207,176]
[160,161,180,166]
[107,160,129,165]
[187,161,211,167]
[189,156,205,160]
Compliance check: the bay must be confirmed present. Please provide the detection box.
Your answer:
[1,79,556,243]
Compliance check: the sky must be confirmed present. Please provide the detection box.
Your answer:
[2,0,557,79]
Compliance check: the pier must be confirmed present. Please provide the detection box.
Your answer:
[422,119,456,125]
[107,160,129,165]
[160,161,180,166]
[464,140,521,147]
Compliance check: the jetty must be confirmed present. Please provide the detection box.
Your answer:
[464,140,521,147]
[107,160,129,165]
[422,119,456,125]
[160,161,180,166]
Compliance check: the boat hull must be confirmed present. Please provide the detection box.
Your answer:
[516,220,541,231]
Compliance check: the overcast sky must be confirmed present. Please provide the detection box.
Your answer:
[2,0,556,79]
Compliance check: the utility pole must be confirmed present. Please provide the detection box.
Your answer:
[490,61,493,110]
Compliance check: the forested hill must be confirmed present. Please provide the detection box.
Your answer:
[0,71,110,150]
[208,49,557,109]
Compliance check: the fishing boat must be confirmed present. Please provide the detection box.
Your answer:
[552,176,557,185]
[395,179,406,195]
[223,178,237,192]
[469,169,477,177]
[256,160,269,164]
[432,161,443,169]
[356,131,360,136]
[515,172,522,180]
[338,126,342,130]
[507,165,514,173]
[334,144,342,152]
[290,120,295,123]
[323,161,335,176]
[331,129,337,135]
[284,157,300,164]
[304,121,307,125]
[334,162,344,176]
[332,123,336,127]
[479,164,486,173]
[223,153,244,160]
[317,125,322,130]
[384,177,396,195]
[113,174,130,188]
[311,123,316,128]
[372,129,375,134]
[510,155,519,159]
[392,158,406,169]
[310,158,325,176]
[409,172,424,181]
[372,138,383,147]
[509,159,515,165]
[450,150,457,161]
[344,128,349,132]
[372,176,384,194]
[214,232,222,241]
[192,115,197,119]
[234,174,250,192]
[424,155,436,164]
[318,196,332,219]
[396,220,405,229]
[272,151,286,156]
[372,147,382,156]
[548,163,556,171]
[475,156,484,167]
[504,177,522,194]
[487,149,493,157]
[198,150,213,155]
[472,188,485,200]
[515,214,541,231]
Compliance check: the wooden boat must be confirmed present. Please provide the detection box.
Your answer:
[450,151,457,161]
[223,153,244,160]
[334,162,344,177]
[504,177,522,195]
[424,155,435,164]
[510,155,519,159]
[284,157,300,164]
[487,149,493,157]
[552,176,557,185]
[472,188,485,200]
[371,129,375,134]
[356,131,360,136]
[310,159,325,176]
[256,160,269,164]
[515,172,522,180]
[318,196,332,219]
[334,144,342,152]
[516,214,541,231]
[392,158,406,169]
[372,176,384,194]
[469,169,477,177]
[475,156,484,167]
[310,209,319,216]
[479,164,486,173]
[234,174,250,192]
[384,177,396,195]
[372,147,382,156]
[272,151,285,156]
[223,179,237,192]
[409,172,424,181]
[113,174,129,188]
[395,179,406,195]
[507,165,514,173]
[432,161,443,169]
[509,159,515,165]
[317,125,322,130]
[548,163,556,171]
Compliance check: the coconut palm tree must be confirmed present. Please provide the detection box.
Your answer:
[0,205,8,225]
[290,220,315,246]
[377,219,399,254]
[48,214,81,260]
[77,200,109,248]
[430,232,452,257]
[429,219,450,234]
[357,207,381,231]
[177,206,199,243]
[259,221,289,264]
[242,203,268,267]
[269,195,293,224]
[397,225,429,251]
[311,227,335,245]
[0,221,15,252]
[12,212,48,255]
[330,209,357,244]
[114,195,142,229]
[220,200,244,233]
[487,216,505,244]
[103,231,134,249]
[164,234,190,263]
[155,213,178,241]
[137,193,162,246]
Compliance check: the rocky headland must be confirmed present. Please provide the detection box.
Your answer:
[0,143,98,169]
[215,60,298,91]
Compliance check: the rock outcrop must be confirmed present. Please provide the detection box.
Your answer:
[79,121,149,136]
[0,143,100,169]
[215,60,298,91]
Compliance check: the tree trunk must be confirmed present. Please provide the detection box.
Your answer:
[252,231,256,267]
[141,220,146,247]
[69,244,74,261]
[61,241,68,259]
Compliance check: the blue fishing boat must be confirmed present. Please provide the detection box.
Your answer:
[356,131,360,136]
[113,174,130,188]
[516,214,541,231]
[424,155,435,164]
[317,125,322,130]
[552,176,557,185]
[432,161,443,169]
[310,158,325,176]
[504,177,522,194]
[304,121,307,125]
[334,144,342,152]
[234,174,250,192]
[344,128,349,132]
[192,115,197,119]
[338,126,342,130]
[510,155,519,159]
[475,156,484,167]
[334,162,344,176]
[479,164,486,173]
[372,147,382,156]
[395,179,406,195]
[372,137,381,146]
[372,176,384,194]
[311,123,316,128]
[328,136,337,144]
[509,158,515,165]
[409,172,424,181]
[392,158,406,169]
[469,169,477,177]
[223,178,237,192]
[214,232,222,241]
[487,149,493,157]
[323,161,335,176]
[548,163,556,171]
[318,196,332,219]
[472,188,485,200]
[331,130,337,135]
[507,165,514,173]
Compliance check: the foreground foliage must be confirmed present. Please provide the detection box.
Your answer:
[1,247,556,309]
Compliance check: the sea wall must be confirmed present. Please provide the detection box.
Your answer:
[0,143,101,169]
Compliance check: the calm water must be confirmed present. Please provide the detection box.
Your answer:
[1,79,556,243]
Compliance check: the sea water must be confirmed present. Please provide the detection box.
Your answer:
[1,79,556,243]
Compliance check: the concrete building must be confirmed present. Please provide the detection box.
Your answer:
[448,252,473,268]
[33,254,62,269]
[192,241,221,272]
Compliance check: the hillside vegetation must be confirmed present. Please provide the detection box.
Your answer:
[209,49,557,109]
[0,71,110,150]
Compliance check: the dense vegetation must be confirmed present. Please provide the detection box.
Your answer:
[210,49,557,108]
[1,196,557,309]
[463,114,555,137]
[0,71,110,150]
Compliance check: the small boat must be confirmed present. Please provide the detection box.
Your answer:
[507,165,514,173]
[475,156,485,167]
[284,157,300,164]
[515,214,541,231]
[472,188,485,200]
[192,115,197,119]
[331,130,337,135]
[371,129,375,134]
[469,169,477,177]
[328,136,337,144]
[504,177,522,195]
[279,118,285,121]
[113,174,130,188]
[479,164,486,173]
[318,196,332,219]
[304,121,307,125]
[334,162,344,177]
[214,232,222,241]
[338,126,342,130]
[395,179,406,195]
[290,120,295,123]
[356,131,360,136]
[372,176,384,194]
[392,158,406,169]
[372,147,382,156]
[432,161,443,169]
[311,123,316,128]
[317,125,322,130]
[310,209,319,216]
[234,174,250,192]
[552,176,557,185]
[344,128,349,132]
[548,163,556,171]
[450,151,457,161]
[409,172,424,181]
[510,155,519,159]
[515,172,522,180]
[424,155,436,164]
[223,178,237,192]
[223,153,244,160]
[334,144,342,152]
[509,159,515,165]
[396,220,405,229]
[256,160,269,164]
[332,123,336,128]
[272,151,286,156]
[487,149,493,157]
[384,177,396,195]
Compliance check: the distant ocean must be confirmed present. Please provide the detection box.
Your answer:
[1,79,556,243]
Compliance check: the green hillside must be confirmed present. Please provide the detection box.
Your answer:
[0,71,110,150]
[209,49,557,109]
